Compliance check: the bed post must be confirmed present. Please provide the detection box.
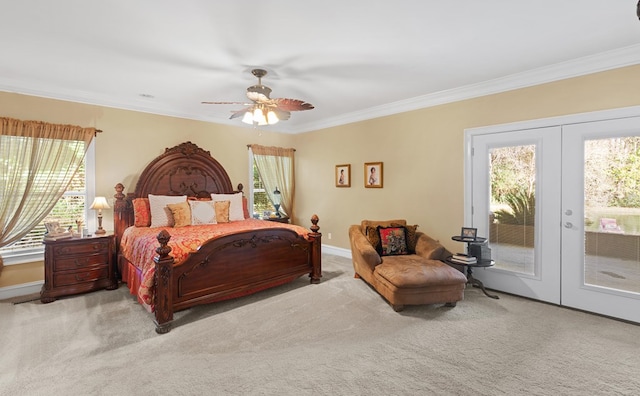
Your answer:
[114,183,134,277]
[308,214,322,284]
[154,230,174,334]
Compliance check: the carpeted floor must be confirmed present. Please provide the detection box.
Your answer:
[1,254,639,395]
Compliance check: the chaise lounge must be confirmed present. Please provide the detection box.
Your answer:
[349,219,467,311]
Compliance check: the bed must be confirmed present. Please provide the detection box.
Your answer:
[113,141,321,333]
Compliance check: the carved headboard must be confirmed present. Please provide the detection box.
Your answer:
[132,141,234,197]
[113,141,242,246]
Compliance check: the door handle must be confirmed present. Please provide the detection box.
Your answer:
[564,222,573,229]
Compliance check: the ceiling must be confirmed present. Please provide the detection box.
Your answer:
[1,1,640,134]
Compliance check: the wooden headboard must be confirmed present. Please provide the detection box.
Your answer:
[113,141,243,246]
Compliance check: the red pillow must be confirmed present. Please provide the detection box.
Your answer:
[377,226,409,256]
[242,196,250,219]
[132,198,151,227]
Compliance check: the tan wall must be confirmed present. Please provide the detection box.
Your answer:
[2,64,640,288]
[0,93,294,288]
[293,64,640,253]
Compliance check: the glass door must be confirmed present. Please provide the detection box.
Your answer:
[471,127,562,303]
[562,118,640,323]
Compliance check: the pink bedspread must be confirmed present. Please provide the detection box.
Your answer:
[120,219,311,306]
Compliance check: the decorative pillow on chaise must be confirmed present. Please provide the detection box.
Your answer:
[377,226,409,256]
[390,223,419,254]
[403,225,419,253]
[365,226,381,252]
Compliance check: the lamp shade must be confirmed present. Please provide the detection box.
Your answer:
[90,196,110,210]
[272,187,282,217]
[90,197,109,235]
[267,110,279,124]
[241,106,280,126]
[272,187,281,205]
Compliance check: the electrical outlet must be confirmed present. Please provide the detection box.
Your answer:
[328,233,332,239]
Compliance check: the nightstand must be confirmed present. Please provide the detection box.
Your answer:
[40,234,117,303]
[263,216,290,224]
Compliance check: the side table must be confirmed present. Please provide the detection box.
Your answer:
[447,235,500,299]
[41,233,117,303]
[263,216,290,224]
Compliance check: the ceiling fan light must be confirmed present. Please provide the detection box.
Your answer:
[267,110,279,125]
[253,108,267,125]
[241,111,254,125]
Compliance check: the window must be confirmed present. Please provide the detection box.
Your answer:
[0,141,95,264]
[252,162,276,218]
[248,145,294,220]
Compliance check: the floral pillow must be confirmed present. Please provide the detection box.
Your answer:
[214,200,230,223]
[242,197,250,219]
[390,223,418,253]
[211,192,244,221]
[148,194,187,228]
[189,200,217,225]
[166,201,191,228]
[377,226,409,256]
[133,198,151,227]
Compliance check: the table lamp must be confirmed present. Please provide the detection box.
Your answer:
[90,196,110,235]
[273,187,281,218]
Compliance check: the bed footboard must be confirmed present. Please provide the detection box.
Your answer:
[153,215,321,334]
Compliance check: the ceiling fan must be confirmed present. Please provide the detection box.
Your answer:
[202,68,314,126]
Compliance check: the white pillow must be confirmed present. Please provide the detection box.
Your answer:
[148,194,187,228]
[210,192,244,221]
[189,200,217,225]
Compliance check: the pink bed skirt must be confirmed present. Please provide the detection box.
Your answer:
[123,260,147,307]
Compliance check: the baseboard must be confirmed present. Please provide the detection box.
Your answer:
[322,244,352,259]
[0,281,43,301]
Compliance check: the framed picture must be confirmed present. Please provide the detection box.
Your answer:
[461,227,477,241]
[335,164,351,187]
[44,221,61,234]
[364,162,383,188]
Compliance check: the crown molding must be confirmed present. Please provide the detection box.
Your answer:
[294,44,640,133]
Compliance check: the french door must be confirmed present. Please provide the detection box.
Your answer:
[470,127,562,304]
[469,116,640,323]
[561,118,640,322]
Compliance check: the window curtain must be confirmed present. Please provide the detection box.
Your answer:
[0,117,95,273]
[250,145,295,219]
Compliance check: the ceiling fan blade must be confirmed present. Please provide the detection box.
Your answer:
[273,109,291,121]
[201,101,252,105]
[229,107,253,119]
[272,98,314,112]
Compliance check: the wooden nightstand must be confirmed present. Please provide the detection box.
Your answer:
[40,234,117,303]
[264,216,290,224]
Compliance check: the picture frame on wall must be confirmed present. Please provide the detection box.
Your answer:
[335,164,351,187]
[364,162,383,188]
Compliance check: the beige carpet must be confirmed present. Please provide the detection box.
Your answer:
[1,254,639,395]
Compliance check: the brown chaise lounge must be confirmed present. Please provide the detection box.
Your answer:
[349,219,467,311]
